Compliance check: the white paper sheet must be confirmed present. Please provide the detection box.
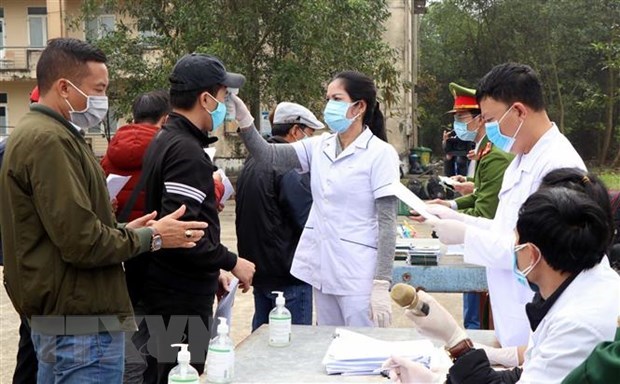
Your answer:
[204,147,217,161]
[215,169,235,205]
[438,175,457,186]
[446,244,465,255]
[106,174,131,201]
[390,182,439,221]
[211,277,239,339]
[322,328,435,375]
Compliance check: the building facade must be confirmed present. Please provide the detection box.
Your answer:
[0,0,422,163]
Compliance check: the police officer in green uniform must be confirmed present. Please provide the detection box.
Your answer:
[431,82,514,329]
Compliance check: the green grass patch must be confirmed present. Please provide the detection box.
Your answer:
[593,169,620,190]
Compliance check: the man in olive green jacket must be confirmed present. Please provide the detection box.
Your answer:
[430,83,513,330]
[0,38,207,383]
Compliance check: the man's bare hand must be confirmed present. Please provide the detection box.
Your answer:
[126,211,157,229]
[454,181,475,195]
[213,171,223,183]
[217,271,234,301]
[232,257,255,292]
[148,205,208,249]
[466,149,477,161]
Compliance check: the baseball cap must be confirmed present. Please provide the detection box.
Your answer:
[273,102,325,129]
[169,53,245,92]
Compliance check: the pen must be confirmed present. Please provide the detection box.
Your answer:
[379,365,398,379]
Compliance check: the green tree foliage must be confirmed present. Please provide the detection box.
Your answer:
[418,0,620,165]
[74,0,401,129]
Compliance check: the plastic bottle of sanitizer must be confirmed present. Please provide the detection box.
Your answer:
[206,317,235,383]
[168,343,199,384]
[269,291,292,347]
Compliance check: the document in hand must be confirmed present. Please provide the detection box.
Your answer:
[438,176,457,187]
[390,182,439,221]
[210,277,239,340]
[322,328,435,376]
[106,174,131,201]
[215,169,235,205]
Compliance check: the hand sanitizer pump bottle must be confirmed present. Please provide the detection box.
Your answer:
[168,344,199,384]
[269,291,292,347]
[206,317,234,383]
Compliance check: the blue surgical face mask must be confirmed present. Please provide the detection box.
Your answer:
[323,100,359,134]
[513,243,541,292]
[485,106,523,152]
[453,120,478,142]
[206,92,226,131]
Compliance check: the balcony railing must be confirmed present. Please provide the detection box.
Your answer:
[0,47,44,71]
[0,126,16,138]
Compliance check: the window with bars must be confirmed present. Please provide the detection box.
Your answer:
[28,7,47,48]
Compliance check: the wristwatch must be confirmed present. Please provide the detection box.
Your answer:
[150,229,162,252]
[446,338,474,361]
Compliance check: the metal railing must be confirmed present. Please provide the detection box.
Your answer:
[0,126,15,138]
[0,47,44,71]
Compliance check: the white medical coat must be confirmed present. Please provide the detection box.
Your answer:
[464,124,586,347]
[519,258,620,383]
[289,129,400,295]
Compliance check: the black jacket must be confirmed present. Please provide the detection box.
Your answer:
[235,136,312,288]
[447,349,522,383]
[141,113,237,295]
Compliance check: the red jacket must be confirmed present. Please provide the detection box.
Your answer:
[101,123,225,221]
[101,123,159,221]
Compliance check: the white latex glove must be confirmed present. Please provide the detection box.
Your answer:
[382,355,441,383]
[370,279,392,327]
[425,204,465,221]
[431,219,467,245]
[404,290,467,348]
[230,94,254,128]
[474,343,520,367]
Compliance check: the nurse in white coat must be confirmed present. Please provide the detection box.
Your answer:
[233,71,400,327]
[426,63,586,347]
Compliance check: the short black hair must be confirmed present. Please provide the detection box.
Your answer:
[539,167,613,237]
[272,123,305,137]
[476,63,545,111]
[170,84,222,110]
[132,90,171,124]
[517,187,611,274]
[332,71,387,142]
[36,38,107,94]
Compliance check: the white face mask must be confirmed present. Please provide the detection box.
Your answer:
[64,80,109,129]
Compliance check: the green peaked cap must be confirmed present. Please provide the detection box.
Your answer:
[447,82,479,113]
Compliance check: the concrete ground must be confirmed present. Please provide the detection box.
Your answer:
[0,201,463,381]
